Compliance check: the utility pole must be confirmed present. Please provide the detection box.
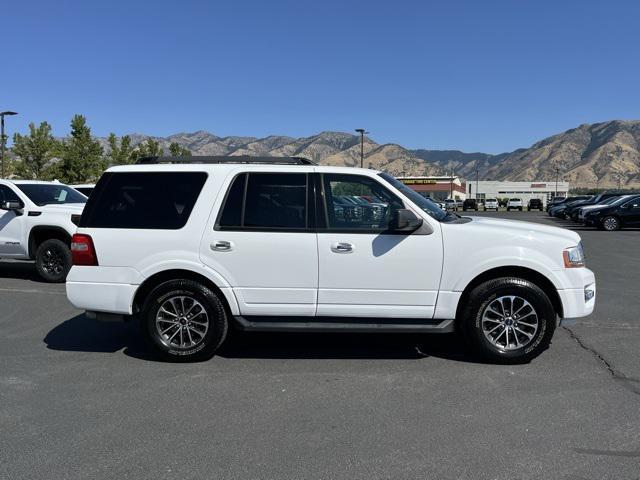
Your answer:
[354,129,368,168]
[617,174,622,190]
[554,167,560,197]
[0,111,18,178]
[475,169,479,201]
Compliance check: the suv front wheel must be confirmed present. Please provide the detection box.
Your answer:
[140,279,229,362]
[458,277,556,364]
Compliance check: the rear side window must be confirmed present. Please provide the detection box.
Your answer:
[80,172,207,229]
[217,173,309,230]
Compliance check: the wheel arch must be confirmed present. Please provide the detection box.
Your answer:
[28,226,72,259]
[454,266,563,321]
[132,269,239,318]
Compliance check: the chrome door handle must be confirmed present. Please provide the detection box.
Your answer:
[331,242,355,253]
[211,240,233,251]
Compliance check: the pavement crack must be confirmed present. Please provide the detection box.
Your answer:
[562,326,640,397]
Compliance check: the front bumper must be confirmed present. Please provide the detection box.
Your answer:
[556,268,596,319]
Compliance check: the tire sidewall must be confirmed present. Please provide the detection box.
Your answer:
[35,239,72,283]
[141,281,227,362]
[464,279,556,362]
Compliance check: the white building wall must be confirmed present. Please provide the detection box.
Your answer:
[467,181,570,206]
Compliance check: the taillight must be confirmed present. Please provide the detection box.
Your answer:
[71,234,98,266]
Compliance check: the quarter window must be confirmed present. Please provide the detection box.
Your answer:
[79,172,207,229]
[321,174,404,231]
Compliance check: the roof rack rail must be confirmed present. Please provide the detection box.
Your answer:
[136,155,316,165]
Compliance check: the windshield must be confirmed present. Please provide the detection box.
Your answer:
[378,172,448,221]
[16,184,87,206]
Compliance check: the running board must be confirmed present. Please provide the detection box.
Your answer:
[233,316,455,333]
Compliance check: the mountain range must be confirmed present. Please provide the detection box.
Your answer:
[100,120,640,188]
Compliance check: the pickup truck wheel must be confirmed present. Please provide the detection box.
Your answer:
[459,277,556,364]
[35,239,72,283]
[140,280,228,362]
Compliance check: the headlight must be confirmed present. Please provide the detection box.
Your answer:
[563,243,585,268]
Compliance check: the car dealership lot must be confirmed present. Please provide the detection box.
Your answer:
[1,212,639,479]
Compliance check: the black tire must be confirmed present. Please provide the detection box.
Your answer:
[140,279,228,362]
[458,277,556,364]
[35,239,72,283]
[601,216,621,231]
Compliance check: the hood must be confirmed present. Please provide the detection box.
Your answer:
[461,216,581,245]
[581,203,609,212]
[37,203,86,215]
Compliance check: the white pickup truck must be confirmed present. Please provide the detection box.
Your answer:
[66,157,596,364]
[0,180,86,282]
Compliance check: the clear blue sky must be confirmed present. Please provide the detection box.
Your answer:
[3,0,639,153]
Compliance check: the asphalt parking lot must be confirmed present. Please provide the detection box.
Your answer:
[1,211,639,480]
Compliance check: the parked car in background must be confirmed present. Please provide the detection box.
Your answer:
[71,184,95,197]
[527,199,543,211]
[564,192,629,221]
[0,180,87,282]
[584,195,640,230]
[66,156,596,364]
[462,199,478,211]
[444,199,457,211]
[549,196,592,218]
[547,197,566,212]
[576,195,625,222]
[506,198,523,211]
[483,198,499,211]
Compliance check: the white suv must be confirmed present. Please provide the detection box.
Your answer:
[66,157,596,363]
[507,198,523,211]
[0,180,86,282]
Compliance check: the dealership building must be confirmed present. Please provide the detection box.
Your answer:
[398,176,570,206]
[397,176,467,201]
[467,181,570,206]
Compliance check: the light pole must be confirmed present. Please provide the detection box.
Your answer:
[354,129,369,168]
[1,111,18,178]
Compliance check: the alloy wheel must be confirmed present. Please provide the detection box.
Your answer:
[42,247,65,275]
[603,217,619,231]
[481,295,539,351]
[155,296,209,349]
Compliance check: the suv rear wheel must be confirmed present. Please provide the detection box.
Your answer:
[140,279,228,362]
[35,239,72,283]
[458,277,556,364]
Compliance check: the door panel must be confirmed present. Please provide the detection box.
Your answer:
[0,186,25,256]
[200,171,318,316]
[316,174,443,318]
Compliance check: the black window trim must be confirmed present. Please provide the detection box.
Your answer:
[214,171,314,233]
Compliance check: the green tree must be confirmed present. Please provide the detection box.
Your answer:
[55,115,104,183]
[106,133,136,165]
[133,138,164,159]
[168,142,191,157]
[11,122,59,179]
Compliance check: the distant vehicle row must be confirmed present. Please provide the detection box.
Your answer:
[548,193,640,231]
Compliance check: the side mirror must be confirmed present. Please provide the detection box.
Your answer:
[1,200,23,211]
[391,209,423,232]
